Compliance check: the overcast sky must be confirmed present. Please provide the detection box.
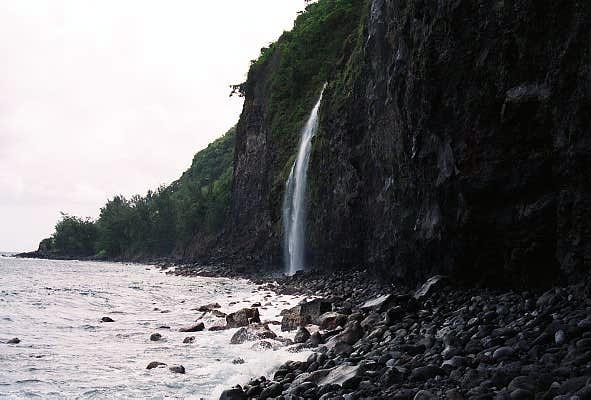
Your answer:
[0,0,308,252]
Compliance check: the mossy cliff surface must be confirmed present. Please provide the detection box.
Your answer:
[227,0,590,286]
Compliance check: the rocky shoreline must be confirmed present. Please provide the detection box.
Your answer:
[169,264,591,400]
[12,256,591,399]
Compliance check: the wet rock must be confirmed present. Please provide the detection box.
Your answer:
[442,345,461,360]
[294,326,311,343]
[226,308,260,328]
[281,299,331,331]
[290,381,316,396]
[347,312,364,322]
[334,341,353,355]
[274,336,294,346]
[442,356,470,370]
[211,310,227,318]
[576,385,591,399]
[380,367,404,386]
[446,388,464,400]
[195,302,221,312]
[577,318,591,330]
[219,387,247,400]
[554,330,566,345]
[508,376,536,393]
[342,375,362,390]
[169,365,186,374]
[410,365,445,382]
[252,340,273,350]
[245,385,261,398]
[318,312,347,330]
[385,305,404,324]
[536,290,556,308]
[150,333,162,341]
[230,324,277,344]
[318,365,360,387]
[310,331,323,346]
[300,298,332,317]
[101,316,114,322]
[208,325,228,331]
[146,361,167,369]
[414,275,448,300]
[360,312,382,329]
[392,388,418,400]
[361,294,393,312]
[575,338,591,350]
[259,382,282,398]
[183,336,195,344]
[509,389,533,400]
[329,321,362,346]
[281,308,305,332]
[399,343,426,356]
[559,377,588,394]
[179,322,205,332]
[493,346,515,362]
[7,337,20,344]
[414,390,437,400]
[367,325,387,340]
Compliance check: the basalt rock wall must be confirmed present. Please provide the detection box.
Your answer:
[307,0,591,286]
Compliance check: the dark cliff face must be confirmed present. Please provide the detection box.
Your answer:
[227,0,367,268]
[228,0,590,286]
[307,0,590,286]
[229,53,277,265]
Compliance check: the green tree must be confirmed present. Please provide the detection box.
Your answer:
[95,196,132,257]
[52,213,98,256]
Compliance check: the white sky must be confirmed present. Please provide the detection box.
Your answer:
[0,0,308,252]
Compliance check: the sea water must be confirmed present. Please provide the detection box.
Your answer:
[0,256,308,399]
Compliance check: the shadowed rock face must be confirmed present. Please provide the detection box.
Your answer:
[228,0,590,287]
[229,60,275,265]
[307,0,590,286]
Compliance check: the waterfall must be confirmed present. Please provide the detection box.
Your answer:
[282,86,325,275]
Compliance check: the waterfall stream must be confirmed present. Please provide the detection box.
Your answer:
[282,86,325,275]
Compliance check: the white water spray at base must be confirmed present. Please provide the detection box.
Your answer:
[283,86,325,275]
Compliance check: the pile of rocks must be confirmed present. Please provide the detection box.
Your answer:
[219,271,591,400]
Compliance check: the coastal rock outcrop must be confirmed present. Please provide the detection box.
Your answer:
[219,387,247,400]
[146,361,166,370]
[281,299,332,331]
[178,322,204,332]
[318,312,347,331]
[169,365,186,374]
[294,327,311,344]
[230,324,277,344]
[226,308,260,329]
